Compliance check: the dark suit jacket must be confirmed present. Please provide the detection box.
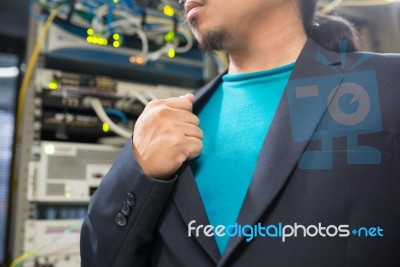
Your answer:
[80,39,400,267]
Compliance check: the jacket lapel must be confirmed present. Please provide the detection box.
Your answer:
[172,73,223,263]
[219,39,345,265]
[172,39,346,265]
[193,72,226,106]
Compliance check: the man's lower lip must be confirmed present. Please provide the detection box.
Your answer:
[187,6,202,25]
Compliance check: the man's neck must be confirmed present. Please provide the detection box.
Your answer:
[227,10,307,75]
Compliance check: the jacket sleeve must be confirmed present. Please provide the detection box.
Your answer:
[80,137,177,267]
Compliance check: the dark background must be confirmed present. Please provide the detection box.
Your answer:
[0,0,29,55]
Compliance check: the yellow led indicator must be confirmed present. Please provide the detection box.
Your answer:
[113,41,120,48]
[164,31,175,42]
[87,28,94,35]
[86,33,108,46]
[48,80,58,90]
[103,122,110,132]
[65,192,72,199]
[114,0,119,3]
[168,48,175,58]
[113,33,120,40]
[163,5,174,17]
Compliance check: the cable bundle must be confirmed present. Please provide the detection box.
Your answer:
[31,0,193,63]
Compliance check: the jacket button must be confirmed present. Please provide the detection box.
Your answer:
[126,193,136,207]
[121,202,131,216]
[115,212,127,227]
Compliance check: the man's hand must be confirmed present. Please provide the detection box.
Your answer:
[133,94,203,180]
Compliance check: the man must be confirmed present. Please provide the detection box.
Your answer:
[80,0,400,266]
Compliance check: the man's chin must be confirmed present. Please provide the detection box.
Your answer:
[194,28,231,52]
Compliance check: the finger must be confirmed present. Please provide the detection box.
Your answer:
[164,96,193,111]
[185,136,203,160]
[182,93,195,103]
[173,109,200,125]
[178,123,203,139]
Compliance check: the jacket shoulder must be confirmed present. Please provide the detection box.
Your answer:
[350,51,400,66]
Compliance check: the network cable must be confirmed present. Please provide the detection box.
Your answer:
[32,0,194,64]
[9,220,83,267]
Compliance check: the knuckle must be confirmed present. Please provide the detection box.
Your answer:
[193,116,200,125]
[195,139,203,152]
[184,97,193,106]
[159,124,169,135]
[177,153,187,164]
[147,99,159,107]
[188,138,202,157]
[197,128,204,139]
[170,134,182,147]
[154,106,170,117]
[179,98,192,110]
[198,139,204,148]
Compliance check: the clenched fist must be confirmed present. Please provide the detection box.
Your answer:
[133,94,203,180]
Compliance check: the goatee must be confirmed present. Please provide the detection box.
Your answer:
[192,19,232,52]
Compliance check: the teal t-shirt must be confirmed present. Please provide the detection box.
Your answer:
[190,62,294,254]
